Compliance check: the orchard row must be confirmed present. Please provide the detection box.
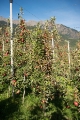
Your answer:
[0,17,80,119]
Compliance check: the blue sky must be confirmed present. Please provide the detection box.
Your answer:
[0,0,80,31]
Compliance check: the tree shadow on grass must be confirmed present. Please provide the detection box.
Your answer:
[0,96,20,120]
[50,89,67,120]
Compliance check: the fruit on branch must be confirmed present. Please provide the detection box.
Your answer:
[2,73,7,77]
[75,67,79,71]
[24,72,28,77]
[40,105,43,109]
[6,39,9,43]
[5,32,9,37]
[66,105,70,109]
[42,99,46,104]
[4,53,8,56]
[11,80,16,86]
[4,51,9,56]
[20,32,23,36]
[16,90,20,94]
[21,38,24,43]
[74,101,79,107]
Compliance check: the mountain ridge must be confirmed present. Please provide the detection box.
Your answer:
[0,16,80,40]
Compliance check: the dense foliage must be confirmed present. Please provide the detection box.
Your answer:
[0,14,80,120]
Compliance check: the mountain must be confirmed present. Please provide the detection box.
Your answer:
[0,16,80,47]
[56,24,80,39]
